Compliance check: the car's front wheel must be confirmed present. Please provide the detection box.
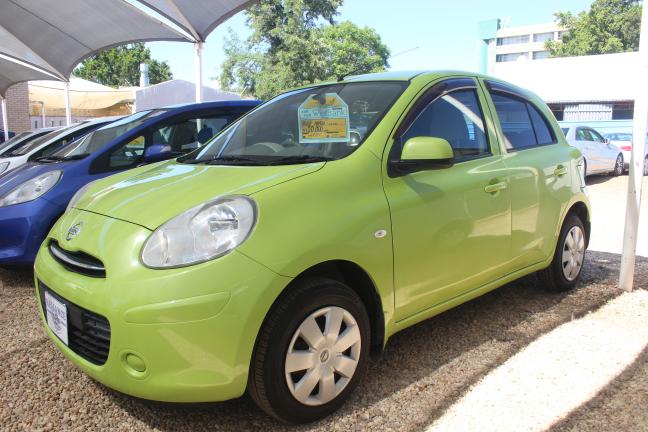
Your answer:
[248,278,370,423]
[538,214,586,292]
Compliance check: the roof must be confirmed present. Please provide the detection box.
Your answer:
[159,100,260,110]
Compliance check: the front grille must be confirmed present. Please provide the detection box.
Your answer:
[49,240,106,278]
[38,282,111,365]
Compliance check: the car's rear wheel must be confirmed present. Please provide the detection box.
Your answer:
[610,154,624,176]
[538,214,586,292]
[248,278,370,423]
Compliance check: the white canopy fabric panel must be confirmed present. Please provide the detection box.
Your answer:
[0,0,190,79]
[0,56,60,97]
[136,0,255,41]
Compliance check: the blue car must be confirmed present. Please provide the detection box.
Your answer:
[0,100,259,265]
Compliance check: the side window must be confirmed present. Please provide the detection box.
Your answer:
[576,129,588,141]
[108,136,145,169]
[589,129,605,143]
[401,89,490,161]
[151,116,231,154]
[491,93,556,150]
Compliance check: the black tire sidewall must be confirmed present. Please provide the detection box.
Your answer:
[253,280,370,423]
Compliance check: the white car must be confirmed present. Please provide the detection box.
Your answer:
[0,127,59,158]
[604,132,648,176]
[0,117,120,176]
[561,126,624,177]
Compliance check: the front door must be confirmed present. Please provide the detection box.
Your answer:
[383,79,512,322]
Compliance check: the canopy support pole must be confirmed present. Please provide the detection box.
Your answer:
[194,41,203,103]
[1,97,8,142]
[64,81,72,126]
[41,102,46,128]
[619,2,648,292]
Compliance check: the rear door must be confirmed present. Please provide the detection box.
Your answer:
[483,80,575,269]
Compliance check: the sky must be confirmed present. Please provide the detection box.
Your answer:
[147,0,594,85]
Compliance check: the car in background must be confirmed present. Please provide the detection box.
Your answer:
[0,128,60,175]
[0,130,15,143]
[0,100,259,265]
[561,126,624,176]
[0,127,59,156]
[0,118,119,176]
[604,132,648,175]
[34,72,591,422]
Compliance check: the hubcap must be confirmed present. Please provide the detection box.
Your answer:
[284,306,362,406]
[562,226,585,281]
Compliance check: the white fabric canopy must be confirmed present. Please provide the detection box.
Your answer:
[0,55,61,97]
[0,0,190,80]
[135,0,255,41]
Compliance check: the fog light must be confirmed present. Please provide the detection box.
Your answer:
[124,352,146,373]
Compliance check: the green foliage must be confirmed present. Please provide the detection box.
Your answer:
[219,0,390,100]
[547,0,642,57]
[74,43,172,87]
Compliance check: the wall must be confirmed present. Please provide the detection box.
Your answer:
[135,79,241,111]
[0,82,30,133]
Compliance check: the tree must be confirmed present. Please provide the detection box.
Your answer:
[547,0,642,57]
[219,0,390,100]
[74,43,172,87]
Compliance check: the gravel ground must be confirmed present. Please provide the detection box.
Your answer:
[1,251,646,432]
[1,175,647,431]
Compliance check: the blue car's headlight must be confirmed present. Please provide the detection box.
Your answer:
[0,170,62,207]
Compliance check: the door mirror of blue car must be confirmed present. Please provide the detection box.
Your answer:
[144,144,174,163]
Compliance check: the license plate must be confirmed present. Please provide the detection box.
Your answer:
[44,291,68,345]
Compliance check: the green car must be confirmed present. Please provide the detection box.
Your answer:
[35,71,590,423]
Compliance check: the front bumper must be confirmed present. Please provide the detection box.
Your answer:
[0,198,64,265]
[35,208,291,402]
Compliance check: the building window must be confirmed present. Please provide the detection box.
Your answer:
[496,52,529,63]
[533,32,555,43]
[612,101,634,120]
[557,31,568,40]
[533,51,550,60]
[496,35,530,46]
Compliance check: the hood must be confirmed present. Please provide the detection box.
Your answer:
[75,160,324,230]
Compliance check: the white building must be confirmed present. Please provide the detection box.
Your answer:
[479,19,642,133]
[135,79,241,111]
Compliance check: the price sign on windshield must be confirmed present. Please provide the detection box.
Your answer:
[298,93,350,143]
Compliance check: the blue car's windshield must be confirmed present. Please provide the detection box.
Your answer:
[51,110,166,159]
[179,81,407,166]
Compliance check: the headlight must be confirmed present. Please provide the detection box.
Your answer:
[141,195,257,268]
[0,162,8,175]
[0,170,62,207]
[66,181,96,212]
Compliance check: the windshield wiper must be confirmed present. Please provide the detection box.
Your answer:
[183,155,265,165]
[264,155,334,165]
[35,153,90,163]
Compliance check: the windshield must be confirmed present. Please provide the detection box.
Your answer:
[0,131,31,153]
[4,128,69,156]
[180,81,407,166]
[52,110,165,159]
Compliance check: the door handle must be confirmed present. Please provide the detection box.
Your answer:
[554,165,568,177]
[484,181,507,194]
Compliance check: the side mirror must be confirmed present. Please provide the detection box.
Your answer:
[389,137,454,177]
[144,144,173,163]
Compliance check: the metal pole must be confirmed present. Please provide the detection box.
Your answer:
[619,3,648,292]
[194,41,203,103]
[64,81,72,126]
[1,97,8,142]
[41,102,46,128]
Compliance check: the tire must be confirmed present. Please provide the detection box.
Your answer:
[538,214,586,292]
[610,154,624,176]
[248,277,370,423]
